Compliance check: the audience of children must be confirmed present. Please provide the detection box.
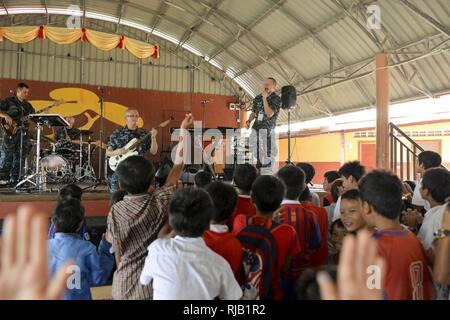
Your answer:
[140,188,242,300]
[2,140,449,301]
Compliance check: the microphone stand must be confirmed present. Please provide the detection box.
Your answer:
[97,87,105,183]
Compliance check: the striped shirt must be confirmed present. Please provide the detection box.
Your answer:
[106,185,176,300]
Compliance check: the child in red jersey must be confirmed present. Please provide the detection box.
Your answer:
[204,181,243,276]
[233,175,300,300]
[228,164,258,229]
[299,186,329,268]
[275,165,321,298]
[359,170,434,300]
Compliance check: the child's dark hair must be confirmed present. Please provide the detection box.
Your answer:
[339,161,365,182]
[194,170,213,189]
[116,156,155,194]
[418,151,442,170]
[233,164,258,192]
[110,190,127,206]
[276,165,306,200]
[324,171,340,184]
[299,186,311,203]
[404,180,416,192]
[251,175,286,215]
[330,218,345,232]
[51,199,85,234]
[205,181,238,223]
[295,266,337,300]
[57,184,83,202]
[359,170,403,220]
[421,168,450,203]
[169,188,213,237]
[341,189,361,202]
[296,163,315,184]
[330,179,343,203]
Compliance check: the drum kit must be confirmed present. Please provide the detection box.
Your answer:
[16,114,99,190]
[38,131,98,184]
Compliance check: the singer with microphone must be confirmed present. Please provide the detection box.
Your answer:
[246,77,281,174]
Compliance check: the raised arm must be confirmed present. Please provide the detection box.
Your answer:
[165,114,194,187]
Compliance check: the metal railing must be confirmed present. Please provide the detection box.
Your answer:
[389,122,424,181]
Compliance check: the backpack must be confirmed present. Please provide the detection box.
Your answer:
[286,206,322,252]
[237,216,279,300]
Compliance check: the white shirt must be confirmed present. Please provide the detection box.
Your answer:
[310,191,321,207]
[210,224,229,233]
[332,196,342,222]
[418,204,446,250]
[281,199,301,205]
[140,236,242,300]
[412,179,431,211]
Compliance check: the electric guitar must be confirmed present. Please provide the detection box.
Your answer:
[108,117,174,171]
[1,100,72,136]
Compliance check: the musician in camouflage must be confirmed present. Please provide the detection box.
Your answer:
[0,83,35,185]
[106,109,158,193]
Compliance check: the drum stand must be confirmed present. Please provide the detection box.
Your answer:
[76,136,97,182]
[15,123,45,190]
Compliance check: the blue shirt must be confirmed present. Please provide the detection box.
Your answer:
[48,233,114,300]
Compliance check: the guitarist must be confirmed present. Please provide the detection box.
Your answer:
[106,109,158,193]
[0,83,35,185]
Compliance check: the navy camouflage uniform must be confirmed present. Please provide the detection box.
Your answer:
[107,126,152,193]
[0,96,35,183]
[250,92,281,169]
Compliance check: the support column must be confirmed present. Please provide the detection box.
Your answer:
[376,53,390,169]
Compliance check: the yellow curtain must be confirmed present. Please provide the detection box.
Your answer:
[85,29,121,51]
[45,26,83,45]
[125,37,158,59]
[1,26,39,43]
[0,26,159,59]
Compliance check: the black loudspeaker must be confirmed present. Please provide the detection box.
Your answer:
[281,85,297,109]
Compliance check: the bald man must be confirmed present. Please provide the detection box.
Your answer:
[106,109,157,192]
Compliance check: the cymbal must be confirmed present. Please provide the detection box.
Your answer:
[29,134,55,144]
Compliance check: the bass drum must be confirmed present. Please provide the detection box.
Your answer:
[40,154,72,182]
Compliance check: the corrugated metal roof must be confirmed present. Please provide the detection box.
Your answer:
[0,0,449,125]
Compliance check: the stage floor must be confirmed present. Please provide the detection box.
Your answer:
[0,183,111,219]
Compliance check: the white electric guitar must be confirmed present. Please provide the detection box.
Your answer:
[108,117,173,171]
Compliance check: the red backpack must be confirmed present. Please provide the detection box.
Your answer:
[237,216,279,300]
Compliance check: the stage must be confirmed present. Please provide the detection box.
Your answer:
[0,181,111,217]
